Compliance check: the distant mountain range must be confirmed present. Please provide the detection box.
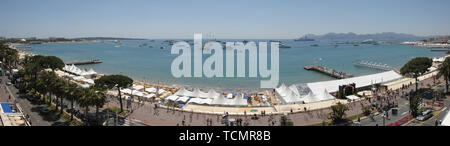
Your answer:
[301,32,433,41]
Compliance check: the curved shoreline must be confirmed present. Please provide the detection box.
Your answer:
[11,44,445,120]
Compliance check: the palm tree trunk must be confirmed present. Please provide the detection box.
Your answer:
[49,93,52,105]
[117,88,123,112]
[60,97,64,114]
[415,77,419,92]
[70,100,74,121]
[96,105,99,125]
[85,107,89,126]
[56,97,59,112]
[444,75,449,93]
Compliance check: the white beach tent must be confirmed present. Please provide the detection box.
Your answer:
[212,95,228,105]
[231,94,248,106]
[207,89,220,99]
[157,89,166,94]
[82,78,95,84]
[144,94,155,99]
[288,85,300,97]
[187,98,201,104]
[145,87,157,93]
[306,70,402,95]
[201,98,213,104]
[133,91,146,97]
[166,95,179,101]
[120,88,132,94]
[132,85,144,90]
[281,89,299,104]
[176,96,190,103]
[275,83,288,97]
[303,92,321,103]
[175,88,193,97]
[346,95,360,100]
[320,89,336,101]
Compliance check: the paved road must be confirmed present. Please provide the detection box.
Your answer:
[1,75,67,126]
[358,74,445,126]
[404,99,450,126]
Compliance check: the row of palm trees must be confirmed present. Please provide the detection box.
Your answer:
[0,43,19,73]
[13,52,107,125]
[35,71,106,124]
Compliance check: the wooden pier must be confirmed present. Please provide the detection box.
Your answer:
[304,65,353,79]
[65,59,102,65]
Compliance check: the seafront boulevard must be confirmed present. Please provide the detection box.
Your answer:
[104,72,445,126]
[3,40,450,126]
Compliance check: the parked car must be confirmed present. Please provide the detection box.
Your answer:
[416,109,433,121]
[6,81,12,86]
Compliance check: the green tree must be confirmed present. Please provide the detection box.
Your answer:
[327,102,349,125]
[411,94,423,117]
[95,74,133,112]
[67,83,82,121]
[43,56,65,72]
[400,57,432,111]
[400,57,433,92]
[92,89,106,124]
[362,106,372,116]
[78,88,94,125]
[436,57,450,93]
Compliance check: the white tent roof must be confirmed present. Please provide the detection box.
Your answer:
[441,110,450,126]
[72,76,85,81]
[133,91,146,97]
[320,89,335,101]
[63,64,97,76]
[187,98,213,104]
[212,95,229,105]
[166,95,179,101]
[201,98,213,104]
[207,89,220,99]
[158,89,166,94]
[306,70,402,95]
[145,87,157,93]
[120,88,132,94]
[275,83,288,97]
[175,88,193,97]
[302,92,320,103]
[188,98,201,104]
[82,79,95,84]
[282,89,303,104]
[231,94,248,106]
[132,85,144,90]
[176,96,190,103]
[144,94,155,99]
[346,95,360,100]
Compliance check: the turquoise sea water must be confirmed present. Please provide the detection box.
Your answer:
[20,39,444,89]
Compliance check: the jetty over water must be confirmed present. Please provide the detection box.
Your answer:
[64,59,102,65]
[304,65,353,79]
[354,61,397,71]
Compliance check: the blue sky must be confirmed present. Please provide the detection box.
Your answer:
[1,0,449,39]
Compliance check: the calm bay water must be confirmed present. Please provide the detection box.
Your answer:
[21,39,443,89]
